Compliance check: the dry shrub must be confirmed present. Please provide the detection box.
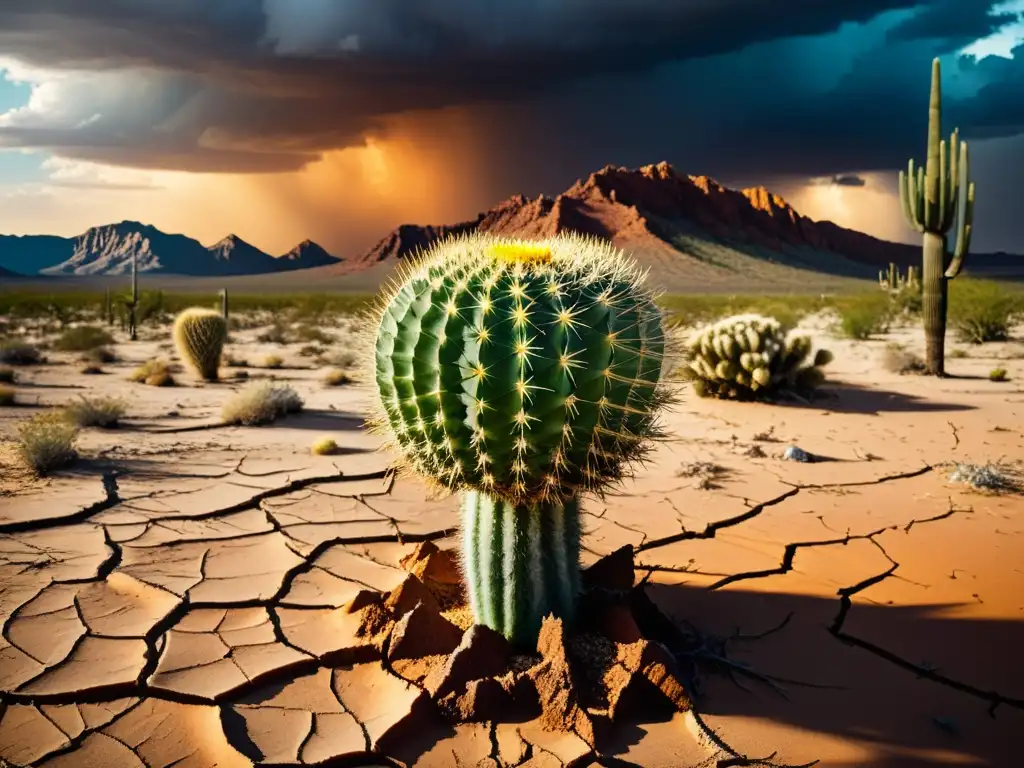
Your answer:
[221,382,304,426]
[62,395,126,428]
[52,325,115,351]
[16,411,79,475]
[81,346,118,364]
[881,343,926,375]
[323,368,354,386]
[990,367,1009,382]
[129,359,176,387]
[263,354,284,369]
[0,340,42,365]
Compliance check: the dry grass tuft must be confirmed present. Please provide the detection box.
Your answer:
[62,395,126,428]
[881,343,926,375]
[263,354,284,369]
[15,411,79,475]
[222,382,304,426]
[129,359,176,387]
[323,368,354,386]
[948,461,1022,494]
[989,367,1009,382]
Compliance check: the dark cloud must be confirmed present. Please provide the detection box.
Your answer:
[831,174,869,186]
[887,0,1020,48]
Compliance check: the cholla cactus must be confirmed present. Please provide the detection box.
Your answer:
[684,313,831,400]
[367,233,673,645]
[173,308,227,381]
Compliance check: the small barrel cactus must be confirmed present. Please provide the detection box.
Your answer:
[173,308,227,381]
[368,233,671,646]
[684,313,831,400]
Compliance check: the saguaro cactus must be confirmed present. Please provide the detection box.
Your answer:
[368,234,671,646]
[219,288,229,323]
[127,250,139,341]
[898,58,975,375]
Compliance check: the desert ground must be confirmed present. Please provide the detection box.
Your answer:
[0,305,1022,768]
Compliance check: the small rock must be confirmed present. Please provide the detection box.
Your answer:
[583,545,635,592]
[782,445,810,462]
[410,549,463,588]
[425,624,511,700]
[400,541,440,571]
[605,638,691,720]
[384,574,440,619]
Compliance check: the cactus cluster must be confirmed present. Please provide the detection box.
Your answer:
[684,313,832,400]
[878,263,919,294]
[368,233,672,645]
[173,308,227,381]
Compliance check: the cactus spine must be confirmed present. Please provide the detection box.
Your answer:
[369,234,670,646]
[173,308,227,381]
[898,58,975,375]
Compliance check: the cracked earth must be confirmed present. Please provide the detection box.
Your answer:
[0,322,1022,767]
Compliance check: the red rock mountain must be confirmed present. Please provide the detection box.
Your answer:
[329,161,1015,289]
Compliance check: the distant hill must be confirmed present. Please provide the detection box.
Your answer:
[316,161,1021,290]
[0,221,343,277]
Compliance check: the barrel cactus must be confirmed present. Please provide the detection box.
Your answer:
[173,308,227,381]
[684,313,831,400]
[368,233,672,646]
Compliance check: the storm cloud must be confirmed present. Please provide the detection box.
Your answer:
[0,0,1021,252]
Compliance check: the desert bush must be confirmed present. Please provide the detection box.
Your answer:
[129,358,176,387]
[295,324,335,344]
[833,293,893,340]
[15,411,79,475]
[52,325,115,352]
[326,350,359,369]
[311,437,340,455]
[948,462,1021,493]
[990,367,1009,382]
[0,365,14,383]
[256,322,291,344]
[62,395,126,428]
[0,340,43,365]
[0,384,14,406]
[221,382,304,426]
[263,354,284,369]
[173,308,228,381]
[948,347,968,359]
[881,343,926,375]
[323,368,354,386]
[682,313,832,400]
[81,346,118,364]
[949,280,1021,344]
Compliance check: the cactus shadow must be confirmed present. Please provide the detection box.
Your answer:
[632,580,1019,768]
[779,382,976,414]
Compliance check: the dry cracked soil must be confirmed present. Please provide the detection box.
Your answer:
[0,317,1022,767]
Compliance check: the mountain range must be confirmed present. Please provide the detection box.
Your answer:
[0,221,342,277]
[1,162,1018,288]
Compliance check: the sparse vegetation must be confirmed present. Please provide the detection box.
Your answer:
[881,343,926,375]
[675,461,728,489]
[990,367,1008,382]
[0,365,14,383]
[129,358,176,387]
[832,293,893,340]
[15,411,79,475]
[295,324,335,344]
[263,354,284,369]
[52,325,115,352]
[256,322,291,345]
[221,382,304,426]
[81,346,118,364]
[948,279,1021,344]
[0,385,14,406]
[948,462,1022,494]
[0,340,43,365]
[326,350,359,369]
[311,437,341,455]
[62,395,126,428]
[323,368,354,386]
